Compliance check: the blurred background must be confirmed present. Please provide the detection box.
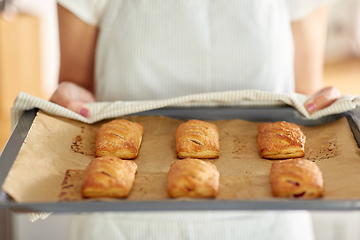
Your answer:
[1,0,360,239]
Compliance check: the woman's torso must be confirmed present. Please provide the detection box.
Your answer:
[95,0,294,101]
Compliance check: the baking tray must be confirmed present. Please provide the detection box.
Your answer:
[1,106,360,212]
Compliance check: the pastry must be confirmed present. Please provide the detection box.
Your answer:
[270,158,323,199]
[58,169,84,201]
[167,158,220,198]
[81,156,137,198]
[175,119,219,159]
[257,121,306,159]
[95,119,144,159]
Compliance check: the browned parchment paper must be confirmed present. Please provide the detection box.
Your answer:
[2,111,360,203]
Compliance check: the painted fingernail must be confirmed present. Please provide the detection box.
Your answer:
[306,102,316,113]
[79,108,89,117]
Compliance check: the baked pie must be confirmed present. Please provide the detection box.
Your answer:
[95,119,143,159]
[257,121,306,159]
[167,158,220,198]
[270,158,323,199]
[175,120,219,159]
[81,156,137,198]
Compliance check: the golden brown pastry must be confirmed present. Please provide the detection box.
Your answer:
[257,121,306,159]
[95,119,144,159]
[81,156,137,198]
[167,158,220,198]
[58,169,84,201]
[175,120,219,159]
[270,158,323,199]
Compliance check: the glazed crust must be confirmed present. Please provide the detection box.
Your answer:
[81,156,137,198]
[270,158,323,199]
[95,119,144,159]
[257,121,306,159]
[175,120,219,159]
[167,158,220,198]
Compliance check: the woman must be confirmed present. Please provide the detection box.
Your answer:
[51,1,340,239]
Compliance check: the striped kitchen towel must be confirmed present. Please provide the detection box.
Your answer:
[11,90,360,129]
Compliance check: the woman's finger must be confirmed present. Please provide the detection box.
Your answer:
[305,86,341,113]
[50,92,90,117]
[65,100,90,117]
[50,82,95,117]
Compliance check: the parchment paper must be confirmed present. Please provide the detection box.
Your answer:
[3,111,360,203]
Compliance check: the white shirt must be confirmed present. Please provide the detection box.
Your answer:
[58,0,327,239]
[59,0,327,102]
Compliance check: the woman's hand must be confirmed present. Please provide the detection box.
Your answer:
[305,86,341,114]
[50,81,96,117]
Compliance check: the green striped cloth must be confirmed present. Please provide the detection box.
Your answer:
[11,91,360,130]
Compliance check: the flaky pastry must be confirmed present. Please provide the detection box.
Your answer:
[81,156,137,198]
[257,121,306,159]
[270,158,323,199]
[167,158,220,198]
[95,119,143,159]
[175,119,219,159]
